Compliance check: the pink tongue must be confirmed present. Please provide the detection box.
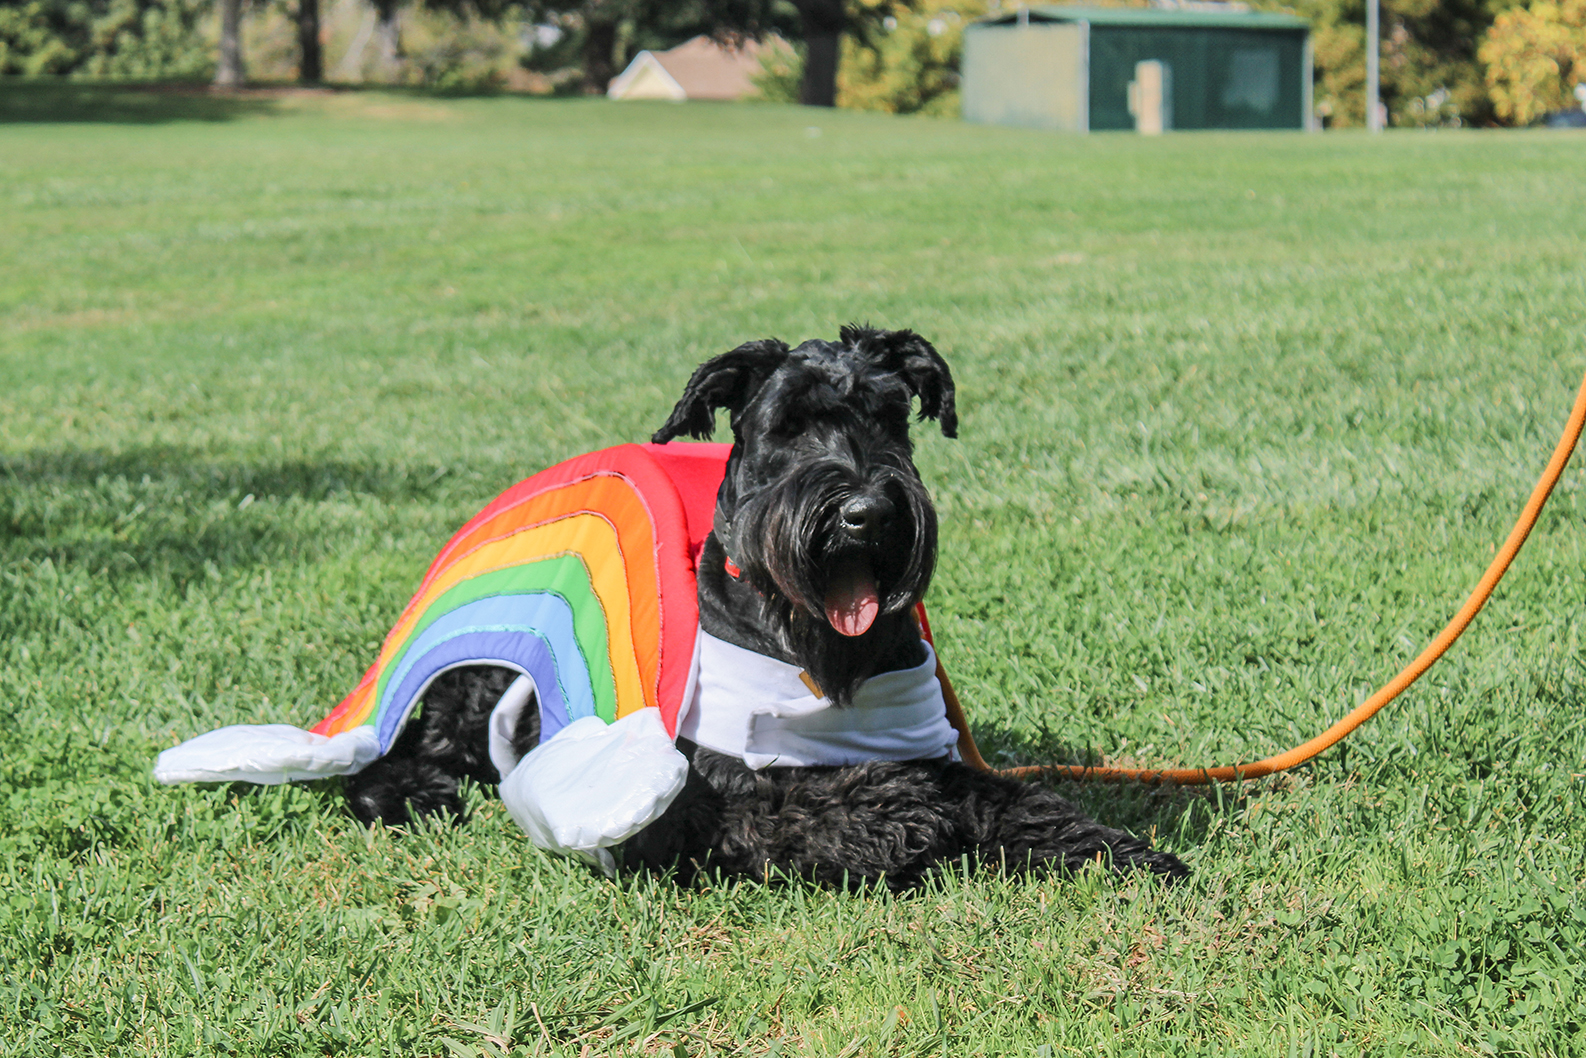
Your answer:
[824,558,880,637]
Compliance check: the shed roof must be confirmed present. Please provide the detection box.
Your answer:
[977,4,1309,31]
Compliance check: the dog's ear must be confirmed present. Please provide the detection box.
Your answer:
[652,339,790,443]
[843,325,958,439]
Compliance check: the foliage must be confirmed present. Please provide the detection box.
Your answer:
[324,0,539,86]
[4,90,1586,1053]
[516,0,801,92]
[748,0,982,114]
[209,0,531,89]
[1479,0,1586,123]
[0,0,212,78]
[398,4,517,87]
[749,33,802,100]
[836,0,982,115]
[513,0,927,100]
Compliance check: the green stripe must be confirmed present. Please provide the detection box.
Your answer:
[373,554,617,723]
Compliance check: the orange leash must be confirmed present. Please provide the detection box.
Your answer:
[932,367,1586,785]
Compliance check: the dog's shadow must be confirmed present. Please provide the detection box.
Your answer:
[968,719,1241,851]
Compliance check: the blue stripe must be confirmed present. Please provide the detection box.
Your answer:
[374,592,597,752]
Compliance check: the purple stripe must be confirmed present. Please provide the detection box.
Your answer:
[377,631,572,752]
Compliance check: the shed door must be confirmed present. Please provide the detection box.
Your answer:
[1089,27,1305,131]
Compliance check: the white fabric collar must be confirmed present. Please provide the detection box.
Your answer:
[676,629,958,769]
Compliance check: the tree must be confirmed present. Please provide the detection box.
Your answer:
[298,0,323,82]
[1289,0,1523,127]
[570,0,639,95]
[215,0,244,84]
[793,0,934,106]
[344,0,544,86]
[1480,0,1586,123]
[516,0,917,103]
[794,0,844,104]
[837,0,982,115]
[373,0,404,80]
[0,0,212,78]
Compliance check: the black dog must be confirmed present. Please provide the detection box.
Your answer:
[348,327,1187,889]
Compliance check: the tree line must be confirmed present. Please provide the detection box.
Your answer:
[1,0,1583,125]
[0,0,882,105]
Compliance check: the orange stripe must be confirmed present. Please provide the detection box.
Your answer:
[316,670,375,736]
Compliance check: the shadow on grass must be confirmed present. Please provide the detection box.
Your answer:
[0,443,465,498]
[0,80,549,124]
[0,81,292,124]
[968,717,1238,848]
[0,444,476,591]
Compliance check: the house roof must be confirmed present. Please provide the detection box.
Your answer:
[609,35,788,102]
[976,4,1309,31]
[607,53,687,101]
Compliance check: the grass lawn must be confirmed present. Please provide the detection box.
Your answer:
[2,84,1584,1056]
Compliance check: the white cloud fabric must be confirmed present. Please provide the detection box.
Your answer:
[677,631,958,770]
[153,724,381,786]
[497,709,689,878]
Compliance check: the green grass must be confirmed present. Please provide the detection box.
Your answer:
[2,84,1585,1056]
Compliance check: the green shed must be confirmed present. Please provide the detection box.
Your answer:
[961,4,1313,132]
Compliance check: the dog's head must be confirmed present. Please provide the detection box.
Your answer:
[653,326,956,700]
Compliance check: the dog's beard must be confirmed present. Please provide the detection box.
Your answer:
[731,458,937,706]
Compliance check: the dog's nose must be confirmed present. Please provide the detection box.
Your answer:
[839,495,893,542]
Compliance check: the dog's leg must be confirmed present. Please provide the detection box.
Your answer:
[625,748,962,891]
[626,751,1185,889]
[939,765,1189,881]
[617,743,733,882]
[344,666,535,826]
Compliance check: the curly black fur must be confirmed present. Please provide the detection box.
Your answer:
[653,326,951,704]
[344,666,535,825]
[345,326,1189,887]
[621,741,1185,891]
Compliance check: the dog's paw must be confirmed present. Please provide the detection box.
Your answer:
[344,757,463,827]
[1135,847,1191,884]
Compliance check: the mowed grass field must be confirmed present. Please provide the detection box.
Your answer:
[2,85,1585,1056]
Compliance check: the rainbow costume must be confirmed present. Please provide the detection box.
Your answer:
[311,441,727,750]
[155,441,960,873]
[155,443,730,869]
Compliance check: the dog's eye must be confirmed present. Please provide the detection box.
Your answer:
[879,406,910,434]
[771,413,805,438]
